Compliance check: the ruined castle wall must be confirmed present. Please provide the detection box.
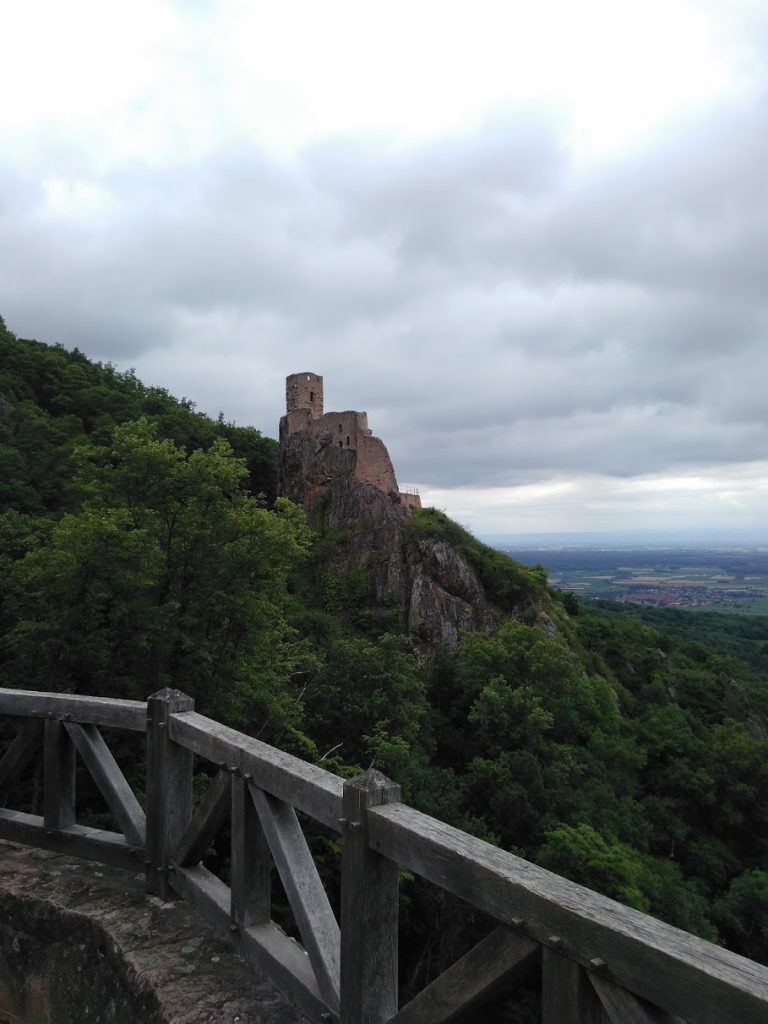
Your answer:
[280,374,411,501]
[399,492,422,509]
[286,372,323,419]
[285,409,315,436]
[357,434,398,493]
[314,410,370,450]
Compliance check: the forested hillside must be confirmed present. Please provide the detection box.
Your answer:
[1,322,767,1019]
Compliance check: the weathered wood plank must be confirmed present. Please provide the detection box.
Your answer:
[249,783,340,1013]
[44,719,75,829]
[167,711,343,831]
[170,862,231,931]
[389,926,540,1024]
[146,689,194,899]
[64,722,146,847]
[172,864,328,1022]
[0,719,42,800]
[590,973,671,1024]
[341,770,400,1024]
[241,921,330,1022]
[171,767,230,868]
[0,687,147,731]
[366,803,768,1024]
[542,950,605,1024]
[0,808,141,871]
[231,773,271,928]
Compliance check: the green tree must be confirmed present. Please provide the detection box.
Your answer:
[302,632,428,780]
[537,823,716,940]
[537,823,650,911]
[3,420,310,733]
[714,871,768,963]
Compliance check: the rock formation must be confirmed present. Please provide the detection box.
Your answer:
[278,374,535,652]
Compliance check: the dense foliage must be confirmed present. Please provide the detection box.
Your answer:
[2,323,767,1014]
[592,599,768,712]
[0,316,278,513]
[406,507,547,611]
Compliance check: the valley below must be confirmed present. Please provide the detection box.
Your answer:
[501,545,768,612]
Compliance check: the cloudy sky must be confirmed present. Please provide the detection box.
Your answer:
[2,0,768,540]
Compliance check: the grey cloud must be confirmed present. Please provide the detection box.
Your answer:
[2,96,768,493]
[393,401,768,488]
[493,104,768,301]
[302,110,567,261]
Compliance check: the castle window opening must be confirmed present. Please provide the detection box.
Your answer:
[338,441,343,447]
[338,424,342,432]
[346,435,350,446]
[310,391,314,402]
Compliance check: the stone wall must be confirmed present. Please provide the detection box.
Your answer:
[399,492,422,510]
[356,435,398,494]
[314,410,370,452]
[0,842,306,1024]
[284,409,314,436]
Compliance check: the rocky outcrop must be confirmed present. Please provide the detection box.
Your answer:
[278,426,358,511]
[719,673,768,742]
[405,539,491,650]
[279,430,492,652]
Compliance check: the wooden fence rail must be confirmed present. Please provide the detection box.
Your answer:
[1,685,766,1024]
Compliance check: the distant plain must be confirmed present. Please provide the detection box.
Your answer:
[500,546,768,613]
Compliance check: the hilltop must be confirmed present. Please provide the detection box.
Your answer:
[1,323,767,1019]
[277,370,552,654]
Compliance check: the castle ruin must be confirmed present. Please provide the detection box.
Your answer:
[280,372,421,508]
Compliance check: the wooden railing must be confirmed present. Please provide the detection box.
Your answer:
[1,685,766,1024]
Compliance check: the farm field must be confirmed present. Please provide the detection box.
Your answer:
[502,546,768,611]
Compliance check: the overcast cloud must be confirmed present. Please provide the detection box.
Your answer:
[2,0,767,537]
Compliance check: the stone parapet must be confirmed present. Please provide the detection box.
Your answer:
[0,841,306,1024]
[399,492,422,509]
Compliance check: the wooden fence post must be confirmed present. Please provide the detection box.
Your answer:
[341,769,401,1024]
[231,769,272,929]
[146,688,194,899]
[43,719,75,829]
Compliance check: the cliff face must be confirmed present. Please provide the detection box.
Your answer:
[280,428,496,652]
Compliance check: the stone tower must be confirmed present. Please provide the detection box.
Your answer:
[285,372,323,434]
[286,372,323,417]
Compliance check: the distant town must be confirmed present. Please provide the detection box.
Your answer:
[499,545,768,613]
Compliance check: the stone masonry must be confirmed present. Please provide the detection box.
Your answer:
[0,841,307,1024]
[279,373,420,508]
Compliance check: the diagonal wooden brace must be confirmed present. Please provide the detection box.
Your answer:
[65,722,146,847]
[171,767,230,867]
[590,972,673,1024]
[390,926,540,1024]
[248,781,341,1014]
